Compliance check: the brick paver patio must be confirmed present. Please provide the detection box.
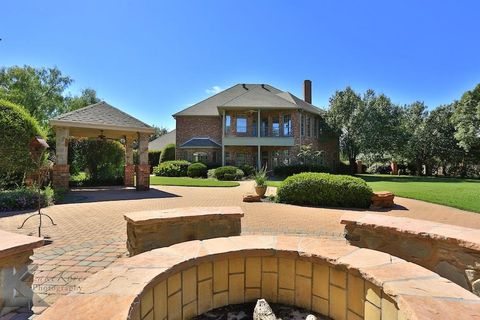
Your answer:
[1,181,480,317]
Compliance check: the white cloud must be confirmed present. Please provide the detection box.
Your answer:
[205,86,222,95]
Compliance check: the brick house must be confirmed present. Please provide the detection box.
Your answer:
[173,80,339,169]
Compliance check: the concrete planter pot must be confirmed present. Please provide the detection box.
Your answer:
[255,185,267,197]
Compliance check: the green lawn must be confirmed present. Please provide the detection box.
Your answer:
[150,176,240,187]
[267,174,480,213]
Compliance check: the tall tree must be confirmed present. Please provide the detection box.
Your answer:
[149,125,169,142]
[0,66,73,126]
[326,87,363,168]
[65,88,100,111]
[452,84,480,153]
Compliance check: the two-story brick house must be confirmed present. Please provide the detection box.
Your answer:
[173,80,339,169]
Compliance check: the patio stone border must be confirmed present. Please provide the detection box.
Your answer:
[0,230,44,315]
[37,235,480,320]
[342,214,480,295]
[124,207,243,256]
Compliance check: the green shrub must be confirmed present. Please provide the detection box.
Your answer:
[0,99,46,189]
[276,172,373,208]
[153,160,191,177]
[149,150,162,168]
[239,164,255,177]
[160,143,176,163]
[68,138,125,185]
[0,186,54,212]
[273,164,331,177]
[187,162,208,178]
[367,162,392,174]
[214,166,244,181]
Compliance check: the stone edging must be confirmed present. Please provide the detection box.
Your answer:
[341,214,480,251]
[36,235,480,320]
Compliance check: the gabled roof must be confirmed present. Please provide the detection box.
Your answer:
[173,83,324,117]
[148,130,176,151]
[179,138,221,149]
[50,101,154,133]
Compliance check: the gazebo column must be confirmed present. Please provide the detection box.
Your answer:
[124,136,135,187]
[136,133,150,191]
[52,127,70,189]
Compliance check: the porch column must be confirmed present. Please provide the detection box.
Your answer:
[257,145,261,169]
[257,109,261,169]
[222,110,225,166]
[124,136,135,187]
[52,127,69,189]
[136,133,150,191]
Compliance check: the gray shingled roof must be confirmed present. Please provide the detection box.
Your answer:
[173,83,324,117]
[50,101,154,132]
[148,130,176,151]
[179,138,221,148]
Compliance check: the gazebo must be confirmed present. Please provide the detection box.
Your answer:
[49,101,155,191]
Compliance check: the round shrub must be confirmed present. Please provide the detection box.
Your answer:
[153,160,191,177]
[0,99,46,189]
[160,143,176,163]
[214,166,244,181]
[273,164,331,177]
[276,172,373,208]
[187,162,208,178]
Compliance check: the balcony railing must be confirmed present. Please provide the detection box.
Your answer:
[224,125,293,138]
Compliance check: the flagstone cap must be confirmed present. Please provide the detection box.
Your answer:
[124,206,244,225]
[36,235,480,320]
[0,229,44,259]
[341,214,480,251]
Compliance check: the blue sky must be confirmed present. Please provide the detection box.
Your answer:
[1,0,479,130]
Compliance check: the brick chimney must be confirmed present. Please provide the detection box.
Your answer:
[303,80,312,104]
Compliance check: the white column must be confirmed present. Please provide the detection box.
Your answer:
[55,127,69,165]
[257,109,261,169]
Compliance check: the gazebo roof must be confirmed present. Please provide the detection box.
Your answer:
[50,101,155,139]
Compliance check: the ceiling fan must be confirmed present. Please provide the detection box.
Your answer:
[97,130,115,141]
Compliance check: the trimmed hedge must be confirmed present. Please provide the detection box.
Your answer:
[187,163,208,178]
[149,150,162,168]
[273,164,331,177]
[0,99,46,189]
[0,186,54,212]
[153,160,191,177]
[214,166,244,181]
[160,143,176,163]
[276,172,373,208]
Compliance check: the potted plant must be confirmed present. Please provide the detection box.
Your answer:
[254,166,268,197]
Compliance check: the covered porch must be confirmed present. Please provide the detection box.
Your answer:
[49,101,155,191]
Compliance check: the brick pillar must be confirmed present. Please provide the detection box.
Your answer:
[391,161,399,175]
[53,127,69,189]
[124,136,135,187]
[136,133,150,191]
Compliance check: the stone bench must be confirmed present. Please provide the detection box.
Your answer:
[124,207,243,256]
[37,235,480,320]
[342,214,480,295]
[0,230,44,316]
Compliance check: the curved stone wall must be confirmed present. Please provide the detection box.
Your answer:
[37,236,480,320]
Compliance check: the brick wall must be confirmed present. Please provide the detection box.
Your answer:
[175,116,222,160]
[175,111,339,169]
